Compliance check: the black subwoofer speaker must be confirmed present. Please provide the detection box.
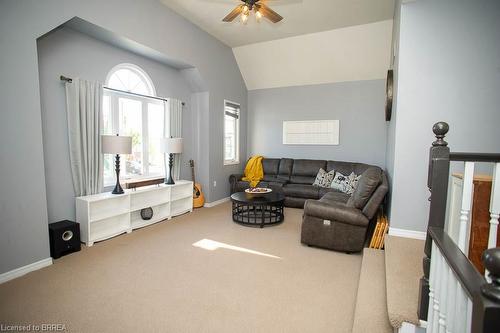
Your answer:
[48,220,81,259]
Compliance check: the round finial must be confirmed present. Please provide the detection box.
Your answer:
[432,122,449,146]
[483,248,500,277]
[480,248,500,302]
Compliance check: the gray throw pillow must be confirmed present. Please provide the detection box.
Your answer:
[313,168,335,188]
[331,171,360,195]
[347,167,382,209]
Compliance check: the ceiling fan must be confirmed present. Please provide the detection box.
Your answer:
[222,0,283,24]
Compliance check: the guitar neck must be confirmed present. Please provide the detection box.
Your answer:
[191,166,196,184]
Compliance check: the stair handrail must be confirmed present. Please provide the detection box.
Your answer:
[418,122,500,332]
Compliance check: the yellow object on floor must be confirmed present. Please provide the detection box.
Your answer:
[242,155,264,187]
[369,213,389,249]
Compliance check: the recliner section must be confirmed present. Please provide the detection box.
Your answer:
[228,157,388,252]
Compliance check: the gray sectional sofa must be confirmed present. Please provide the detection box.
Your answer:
[229,158,388,252]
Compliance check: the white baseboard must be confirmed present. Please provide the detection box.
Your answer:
[204,197,230,208]
[389,227,426,240]
[0,258,53,284]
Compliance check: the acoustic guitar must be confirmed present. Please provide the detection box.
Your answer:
[189,160,205,208]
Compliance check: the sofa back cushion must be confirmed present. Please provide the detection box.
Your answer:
[262,158,280,175]
[326,161,373,176]
[278,158,293,181]
[347,167,382,209]
[290,159,326,184]
[261,158,280,181]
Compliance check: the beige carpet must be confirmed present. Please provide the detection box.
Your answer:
[384,235,424,327]
[351,248,392,333]
[0,203,362,333]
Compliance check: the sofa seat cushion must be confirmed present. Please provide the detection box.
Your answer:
[236,180,286,192]
[290,176,316,185]
[347,167,382,209]
[319,190,350,204]
[262,174,279,182]
[283,184,320,199]
[236,180,251,190]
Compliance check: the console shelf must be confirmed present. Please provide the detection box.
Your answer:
[76,180,193,246]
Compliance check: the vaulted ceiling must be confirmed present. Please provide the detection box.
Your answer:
[160,0,395,47]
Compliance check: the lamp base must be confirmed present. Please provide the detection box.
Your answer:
[165,153,175,185]
[111,154,124,194]
[112,183,124,194]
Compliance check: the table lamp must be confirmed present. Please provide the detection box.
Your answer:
[161,137,183,185]
[102,134,132,194]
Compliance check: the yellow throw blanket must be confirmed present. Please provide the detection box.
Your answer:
[242,156,264,187]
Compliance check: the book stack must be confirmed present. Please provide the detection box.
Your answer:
[369,213,389,249]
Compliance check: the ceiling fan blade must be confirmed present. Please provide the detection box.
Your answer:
[222,4,244,22]
[257,3,283,23]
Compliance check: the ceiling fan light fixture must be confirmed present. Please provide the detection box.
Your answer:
[241,12,249,24]
[255,9,262,22]
[222,0,283,24]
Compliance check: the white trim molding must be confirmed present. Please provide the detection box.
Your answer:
[0,258,53,284]
[396,321,427,333]
[204,197,230,208]
[389,227,426,240]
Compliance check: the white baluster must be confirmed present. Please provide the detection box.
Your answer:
[432,248,442,333]
[455,284,467,333]
[427,241,437,333]
[488,163,500,249]
[438,252,448,333]
[458,162,475,252]
[445,266,456,333]
[465,297,473,333]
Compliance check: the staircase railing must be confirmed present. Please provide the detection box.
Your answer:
[418,122,500,332]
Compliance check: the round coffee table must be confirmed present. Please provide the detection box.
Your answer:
[230,191,285,228]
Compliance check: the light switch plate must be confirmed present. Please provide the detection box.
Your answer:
[323,220,331,226]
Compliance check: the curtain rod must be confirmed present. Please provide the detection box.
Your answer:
[60,75,185,106]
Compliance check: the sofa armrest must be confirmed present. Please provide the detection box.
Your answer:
[229,174,244,194]
[304,199,369,227]
[362,172,389,219]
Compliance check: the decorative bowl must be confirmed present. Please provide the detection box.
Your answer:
[245,188,272,196]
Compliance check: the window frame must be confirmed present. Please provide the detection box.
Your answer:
[223,99,240,166]
[103,64,167,187]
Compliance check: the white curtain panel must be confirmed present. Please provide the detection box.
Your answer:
[167,98,183,180]
[65,78,104,196]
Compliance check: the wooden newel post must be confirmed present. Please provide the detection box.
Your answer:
[418,122,451,320]
[472,248,500,332]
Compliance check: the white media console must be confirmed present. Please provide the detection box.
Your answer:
[76,180,193,246]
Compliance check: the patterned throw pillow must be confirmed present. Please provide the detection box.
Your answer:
[331,172,361,195]
[313,168,335,188]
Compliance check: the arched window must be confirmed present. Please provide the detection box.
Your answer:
[106,63,156,96]
[102,64,167,186]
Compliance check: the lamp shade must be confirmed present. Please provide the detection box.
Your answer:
[102,135,132,154]
[161,137,183,154]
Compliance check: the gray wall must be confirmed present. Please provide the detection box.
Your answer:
[0,0,246,275]
[387,0,500,232]
[248,80,387,168]
[37,27,194,223]
[384,0,401,220]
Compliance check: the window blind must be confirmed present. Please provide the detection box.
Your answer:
[282,120,339,145]
[225,102,240,119]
